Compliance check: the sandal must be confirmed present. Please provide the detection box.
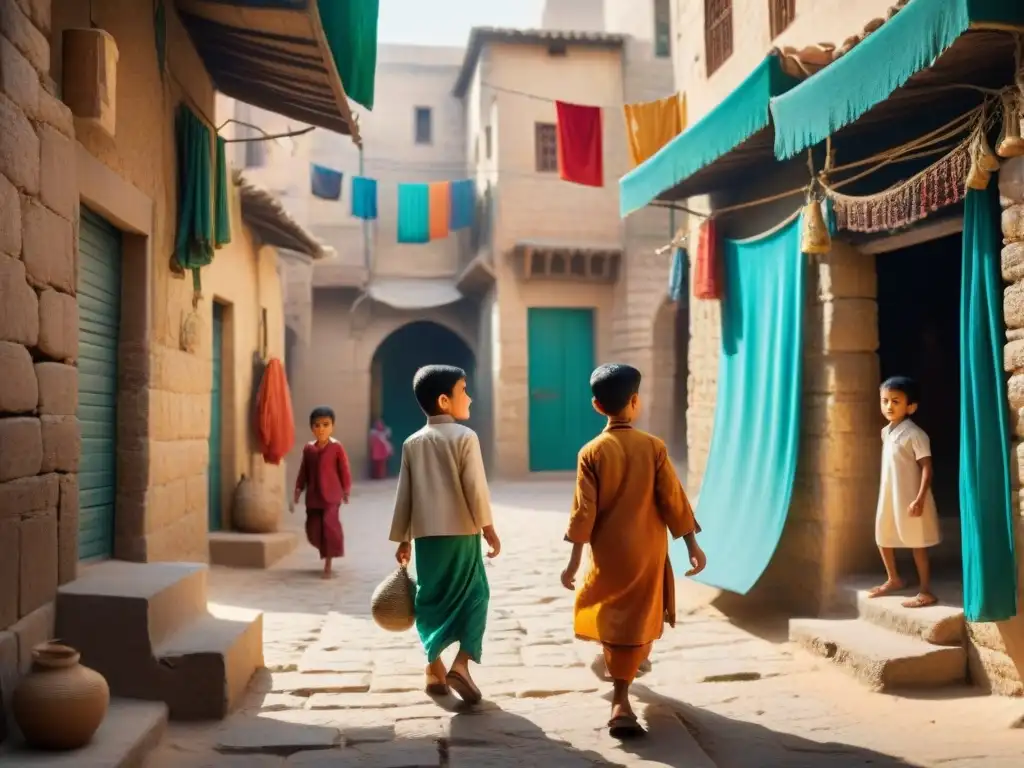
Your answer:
[867,580,905,598]
[446,669,482,705]
[902,592,938,609]
[424,673,449,696]
[608,714,645,740]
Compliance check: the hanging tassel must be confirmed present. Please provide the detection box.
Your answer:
[966,132,992,190]
[801,198,832,255]
[997,93,1024,158]
[973,126,1001,173]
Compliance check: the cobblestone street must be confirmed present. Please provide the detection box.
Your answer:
[147,480,1022,767]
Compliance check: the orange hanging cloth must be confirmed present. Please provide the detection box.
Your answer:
[256,357,295,465]
[693,218,723,300]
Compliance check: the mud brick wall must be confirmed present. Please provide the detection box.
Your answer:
[0,1,76,726]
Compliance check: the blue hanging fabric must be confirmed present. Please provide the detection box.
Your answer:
[959,183,1017,622]
[397,183,430,244]
[667,247,687,302]
[351,176,378,220]
[310,164,343,200]
[449,179,476,230]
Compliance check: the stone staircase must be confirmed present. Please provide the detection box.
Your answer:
[790,579,968,692]
[55,561,264,721]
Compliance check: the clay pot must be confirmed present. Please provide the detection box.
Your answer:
[12,643,109,751]
[231,474,279,533]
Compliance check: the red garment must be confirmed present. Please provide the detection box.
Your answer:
[693,218,723,300]
[556,101,604,187]
[305,505,344,559]
[295,440,352,507]
[255,358,295,465]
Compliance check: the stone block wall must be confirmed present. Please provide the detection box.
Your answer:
[0,0,74,741]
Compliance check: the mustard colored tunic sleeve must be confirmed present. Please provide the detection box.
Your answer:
[653,441,699,538]
[565,447,599,544]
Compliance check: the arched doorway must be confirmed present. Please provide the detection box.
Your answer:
[371,321,476,477]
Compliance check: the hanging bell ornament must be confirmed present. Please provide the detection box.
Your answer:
[997,94,1024,158]
[801,198,832,255]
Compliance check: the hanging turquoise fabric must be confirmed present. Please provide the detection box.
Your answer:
[397,183,429,244]
[351,176,378,220]
[676,215,805,594]
[214,136,231,248]
[310,164,343,200]
[667,247,687,302]
[318,0,379,110]
[174,105,215,294]
[960,184,1017,623]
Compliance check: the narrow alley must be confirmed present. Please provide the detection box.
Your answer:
[144,480,1022,768]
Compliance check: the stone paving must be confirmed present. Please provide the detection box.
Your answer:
[146,479,1023,767]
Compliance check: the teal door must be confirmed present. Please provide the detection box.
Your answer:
[527,308,604,471]
[208,303,224,530]
[77,208,122,560]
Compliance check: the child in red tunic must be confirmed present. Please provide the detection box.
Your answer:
[293,406,351,578]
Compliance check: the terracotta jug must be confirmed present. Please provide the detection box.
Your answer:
[231,474,279,533]
[12,643,109,750]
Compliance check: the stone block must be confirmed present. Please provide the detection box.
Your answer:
[0,33,38,117]
[810,299,878,353]
[0,252,39,345]
[1009,373,1024,411]
[14,0,50,36]
[18,508,56,617]
[35,361,77,415]
[0,472,58,523]
[1006,338,1024,373]
[21,195,74,293]
[36,87,72,137]
[58,473,78,585]
[816,244,877,300]
[0,4,48,75]
[40,414,80,473]
[37,287,77,361]
[1003,242,1024,284]
[0,92,38,194]
[0,519,17,628]
[38,125,77,222]
[1006,280,1024,331]
[803,393,880,436]
[0,340,36,413]
[805,352,880,396]
[0,172,19,258]
[10,601,53,672]
[0,415,41,481]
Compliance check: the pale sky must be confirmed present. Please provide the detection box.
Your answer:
[377,0,546,47]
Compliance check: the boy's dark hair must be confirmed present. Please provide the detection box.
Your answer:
[412,365,466,416]
[309,406,336,426]
[880,376,920,404]
[590,363,642,415]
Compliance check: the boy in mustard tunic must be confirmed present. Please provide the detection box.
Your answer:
[561,363,706,739]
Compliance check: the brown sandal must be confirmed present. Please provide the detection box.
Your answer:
[446,669,482,705]
[608,714,645,740]
[902,592,938,609]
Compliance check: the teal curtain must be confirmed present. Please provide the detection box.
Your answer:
[960,184,1018,622]
[318,0,379,110]
[214,136,231,248]
[174,105,214,293]
[397,183,430,244]
[678,215,805,593]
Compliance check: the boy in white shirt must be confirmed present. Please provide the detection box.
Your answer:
[390,365,501,705]
[869,376,941,608]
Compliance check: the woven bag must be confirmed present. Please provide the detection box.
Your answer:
[371,564,416,632]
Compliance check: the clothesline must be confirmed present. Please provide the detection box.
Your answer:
[480,81,681,111]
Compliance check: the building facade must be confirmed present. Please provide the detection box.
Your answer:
[657,0,1024,695]
[0,0,363,749]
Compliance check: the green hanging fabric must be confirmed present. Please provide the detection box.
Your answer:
[318,0,379,110]
[214,136,231,248]
[960,183,1018,623]
[174,105,214,295]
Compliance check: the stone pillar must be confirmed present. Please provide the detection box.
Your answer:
[0,0,79,742]
[755,243,881,615]
[966,156,1024,695]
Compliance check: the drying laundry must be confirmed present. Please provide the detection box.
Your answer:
[429,181,451,240]
[351,176,378,220]
[397,183,430,243]
[555,101,604,187]
[311,164,343,200]
[624,93,687,166]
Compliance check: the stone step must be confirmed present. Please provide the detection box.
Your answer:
[790,617,967,691]
[208,531,298,569]
[155,607,264,720]
[54,562,263,721]
[0,698,167,767]
[839,579,966,646]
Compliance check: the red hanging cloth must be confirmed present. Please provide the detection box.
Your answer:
[255,357,295,465]
[693,218,723,300]
[555,101,604,187]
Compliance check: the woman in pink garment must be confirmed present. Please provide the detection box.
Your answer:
[368,419,393,480]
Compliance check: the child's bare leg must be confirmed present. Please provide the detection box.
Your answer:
[903,548,937,608]
[322,557,332,579]
[446,648,482,704]
[868,547,905,597]
[611,678,634,719]
[425,658,448,694]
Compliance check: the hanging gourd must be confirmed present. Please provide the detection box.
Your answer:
[997,92,1024,158]
[801,196,831,255]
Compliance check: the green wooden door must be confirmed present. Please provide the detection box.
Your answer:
[208,303,224,531]
[527,308,604,471]
[77,208,122,561]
